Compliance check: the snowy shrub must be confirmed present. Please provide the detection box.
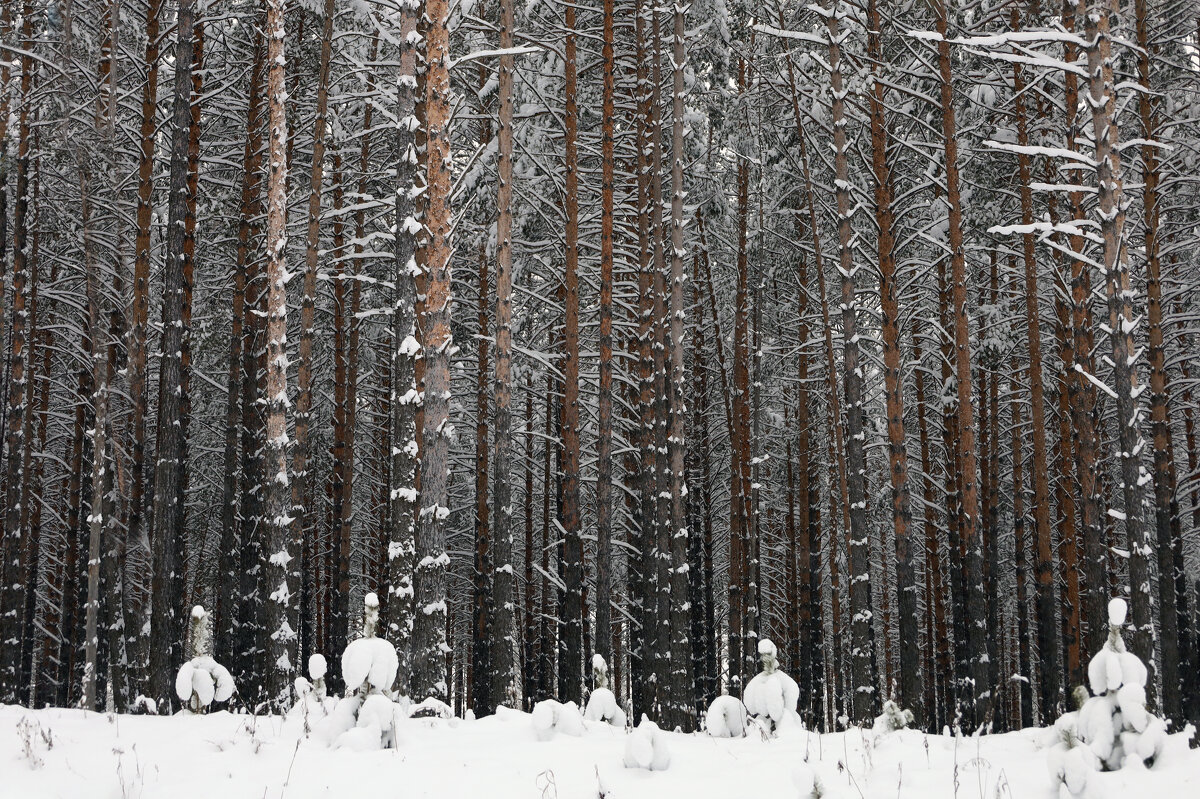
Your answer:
[292,654,334,729]
[1048,598,1167,798]
[341,593,399,695]
[320,593,406,750]
[623,715,671,771]
[705,695,748,738]
[583,655,626,728]
[174,606,235,714]
[743,638,800,735]
[873,699,915,734]
[531,699,584,741]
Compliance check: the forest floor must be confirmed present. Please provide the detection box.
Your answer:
[2,702,1197,798]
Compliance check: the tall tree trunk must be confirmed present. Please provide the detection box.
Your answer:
[126,2,165,678]
[294,0,336,675]
[558,0,584,707]
[932,0,989,727]
[1083,0,1154,698]
[729,51,752,699]
[471,238,491,716]
[411,0,454,703]
[488,0,519,711]
[665,0,693,730]
[218,28,266,672]
[1132,0,1180,720]
[148,0,196,711]
[593,0,616,681]
[630,1,657,717]
[0,3,35,703]
[327,159,351,691]
[383,0,421,694]
[1007,5,1062,717]
[865,0,920,717]
[1010,297,1035,730]
[1061,0,1103,672]
[824,0,876,726]
[261,0,294,709]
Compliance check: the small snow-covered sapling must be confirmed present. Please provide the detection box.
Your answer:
[873,699,915,734]
[1048,597,1169,798]
[341,592,399,697]
[322,594,406,750]
[705,695,748,738]
[583,655,627,728]
[743,638,800,735]
[174,606,236,714]
[623,715,671,771]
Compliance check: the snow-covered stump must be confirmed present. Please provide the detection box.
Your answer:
[174,606,235,714]
[1048,598,1169,798]
[318,593,406,750]
[743,639,800,736]
[705,695,748,738]
[531,699,584,741]
[623,715,671,771]
[583,655,626,728]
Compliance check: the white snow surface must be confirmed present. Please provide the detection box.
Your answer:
[3,703,1197,798]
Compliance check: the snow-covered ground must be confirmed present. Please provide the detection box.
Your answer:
[2,703,1196,799]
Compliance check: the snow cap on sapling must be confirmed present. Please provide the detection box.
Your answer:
[1107,597,1127,627]
[758,638,779,674]
[362,592,380,639]
[592,654,609,690]
[189,605,212,659]
[309,653,328,699]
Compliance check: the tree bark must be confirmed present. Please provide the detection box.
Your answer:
[411,0,454,703]
[932,0,989,727]
[1083,0,1154,699]
[148,0,196,711]
[261,0,294,709]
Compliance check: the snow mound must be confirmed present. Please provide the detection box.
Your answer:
[174,656,235,713]
[341,636,398,695]
[744,669,799,727]
[309,654,327,681]
[705,695,747,738]
[531,699,584,741]
[583,687,626,728]
[623,715,671,771]
[410,697,453,719]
